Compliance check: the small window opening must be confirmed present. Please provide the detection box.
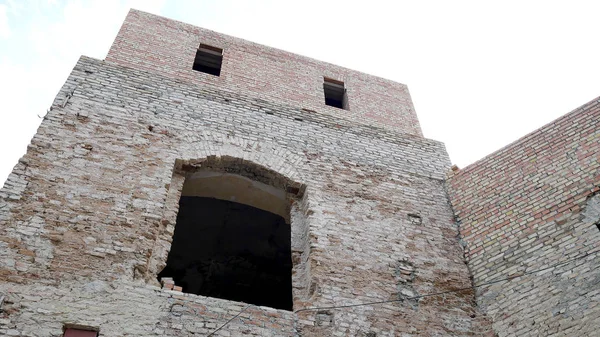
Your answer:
[158,171,293,310]
[63,328,98,337]
[193,44,223,76]
[323,77,347,109]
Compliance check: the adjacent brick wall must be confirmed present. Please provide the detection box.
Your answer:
[446,97,600,336]
[10,8,598,336]
[0,57,489,336]
[105,10,422,137]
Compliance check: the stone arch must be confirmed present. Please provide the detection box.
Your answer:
[144,153,311,310]
[175,155,306,199]
[174,131,310,185]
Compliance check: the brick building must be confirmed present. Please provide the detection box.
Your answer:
[0,9,598,336]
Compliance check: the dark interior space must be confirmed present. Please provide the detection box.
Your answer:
[192,44,223,76]
[158,196,293,310]
[323,78,346,109]
[325,96,343,109]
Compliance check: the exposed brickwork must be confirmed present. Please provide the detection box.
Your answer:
[446,98,600,336]
[105,10,422,137]
[7,8,599,337]
[0,56,489,336]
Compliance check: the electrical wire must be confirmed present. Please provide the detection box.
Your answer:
[206,248,598,335]
[296,248,598,313]
[206,304,252,337]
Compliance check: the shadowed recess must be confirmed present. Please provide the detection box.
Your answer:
[158,196,293,311]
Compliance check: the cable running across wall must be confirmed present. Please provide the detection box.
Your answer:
[207,248,599,336]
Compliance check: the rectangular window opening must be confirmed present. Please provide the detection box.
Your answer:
[193,44,223,76]
[323,77,347,109]
[63,328,98,337]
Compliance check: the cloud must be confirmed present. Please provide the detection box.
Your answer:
[0,4,10,39]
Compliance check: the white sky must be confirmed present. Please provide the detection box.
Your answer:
[1,0,600,185]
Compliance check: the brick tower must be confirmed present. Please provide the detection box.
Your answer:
[1,9,598,337]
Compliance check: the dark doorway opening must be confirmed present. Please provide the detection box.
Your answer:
[158,196,293,311]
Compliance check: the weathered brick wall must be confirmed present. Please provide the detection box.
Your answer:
[446,98,600,336]
[105,10,422,137]
[0,56,491,336]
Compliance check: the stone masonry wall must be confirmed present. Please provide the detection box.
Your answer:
[0,56,491,336]
[446,97,600,336]
[105,10,422,137]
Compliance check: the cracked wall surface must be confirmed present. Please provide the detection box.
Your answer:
[3,8,598,337]
[0,54,490,336]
